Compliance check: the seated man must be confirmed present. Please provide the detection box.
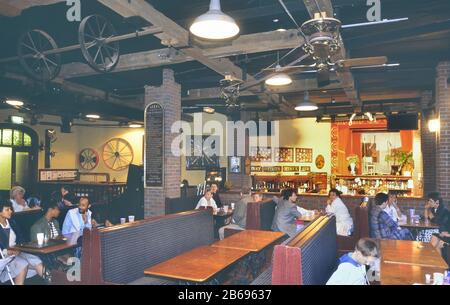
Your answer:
[62,197,97,235]
[0,201,47,285]
[30,200,61,241]
[195,188,217,210]
[327,238,379,285]
[370,193,412,240]
[10,186,30,212]
[271,188,302,237]
[218,188,262,240]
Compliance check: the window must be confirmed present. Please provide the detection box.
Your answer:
[0,128,32,148]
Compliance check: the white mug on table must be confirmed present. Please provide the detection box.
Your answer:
[36,233,44,246]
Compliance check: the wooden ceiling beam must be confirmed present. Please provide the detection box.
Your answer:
[0,0,64,16]
[97,0,297,117]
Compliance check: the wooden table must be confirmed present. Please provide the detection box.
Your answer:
[297,213,320,222]
[211,229,286,252]
[380,261,446,285]
[144,246,250,283]
[380,240,448,269]
[11,232,81,255]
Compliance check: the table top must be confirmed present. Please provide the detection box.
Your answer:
[380,261,447,285]
[380,240,449,269]
[297,213,320,222]
[144,246,250,282]
[398,218,439,229]
[211,230,286,252]
[213,210,233,217]
[10,232,81,255]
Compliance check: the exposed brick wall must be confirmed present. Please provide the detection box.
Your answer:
[436,62,450,203]
[144,69,181,217]
[420,91,436,195]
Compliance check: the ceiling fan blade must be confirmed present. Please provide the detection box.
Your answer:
[317,69,330,87]
[337,56,387,68]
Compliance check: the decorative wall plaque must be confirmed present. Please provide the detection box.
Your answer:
[274,147,294,162]
[301,166,311,172]
[315,155,325,169]
[283,166,299,172]
[296,148,313,163]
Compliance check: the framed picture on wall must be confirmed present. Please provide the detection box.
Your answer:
[229,156,241,173]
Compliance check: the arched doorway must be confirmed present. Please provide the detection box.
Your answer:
[0,124,38,197]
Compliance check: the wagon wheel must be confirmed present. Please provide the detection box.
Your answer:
[78,15,120,73]
[102,138,133,171]
[17,29,61,81]
[79,148,99,170]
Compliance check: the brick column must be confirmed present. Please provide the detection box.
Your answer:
[436,62,450,202]
[144,69,181,216]
[420,91,436,195]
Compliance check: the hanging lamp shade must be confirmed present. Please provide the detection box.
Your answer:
[189,0,240,40]
[295,91,319,111]
[265,65,292,86]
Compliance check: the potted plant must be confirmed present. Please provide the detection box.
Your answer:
[385,148,401,175]
[346,155,359,175]
[399,151,414,176]
[385,149,413,175]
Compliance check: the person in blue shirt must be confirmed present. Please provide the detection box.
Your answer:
[327,238,379,285]
[370,192,412,240]
[62,197,97,235]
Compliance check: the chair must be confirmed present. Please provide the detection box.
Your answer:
[336,204,370,256]
[0,250,15,285]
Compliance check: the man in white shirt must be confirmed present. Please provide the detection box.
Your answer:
[383,192,403,222]
[195,188,217,210]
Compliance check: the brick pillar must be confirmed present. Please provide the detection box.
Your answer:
[420,91,436,195]
[436,62,450,202]
[144,69,181,216]
[227,111,252,190]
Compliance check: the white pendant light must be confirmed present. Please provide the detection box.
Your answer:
[295,91,318,111]
[265,65,293,86]
[190,0,240,40]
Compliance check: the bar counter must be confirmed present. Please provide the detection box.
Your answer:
[220,191,429,217]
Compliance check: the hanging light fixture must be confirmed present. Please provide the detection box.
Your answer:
[295,91,318,111]
[190,0,240,40]
[265,52,292,86]
[428,115,440,133]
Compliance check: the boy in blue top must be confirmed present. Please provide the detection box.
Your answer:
[327,238,379,285]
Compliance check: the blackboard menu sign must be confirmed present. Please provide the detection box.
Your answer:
[145,103,164,187]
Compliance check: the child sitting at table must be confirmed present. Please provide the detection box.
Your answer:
[327,238,379,285]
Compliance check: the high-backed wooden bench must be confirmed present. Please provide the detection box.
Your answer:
[251,215,338,285]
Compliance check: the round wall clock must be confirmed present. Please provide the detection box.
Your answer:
[315,154,325,169]
[79,148,99,170]
[102,138,134,171]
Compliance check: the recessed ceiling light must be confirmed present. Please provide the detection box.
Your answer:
[276,28,287,32]
[273,19,279,23]
[203,107,215,114]
[5,99,24,107]
[128,123,142,128]
[86,114,100,119]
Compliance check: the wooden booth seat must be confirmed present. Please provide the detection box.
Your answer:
[52,210,214,285]
[224,199,276,237]
[251,215,338,285]
[336,204,370,256]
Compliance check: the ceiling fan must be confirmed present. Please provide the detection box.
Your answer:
[243,12,388,89]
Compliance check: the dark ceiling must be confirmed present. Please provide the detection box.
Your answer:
[0,0,449,122]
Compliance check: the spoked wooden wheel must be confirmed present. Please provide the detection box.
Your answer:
[78,14,120,73]
[79,148,99,170]
[17,29,61,81]
[102,138,133,171]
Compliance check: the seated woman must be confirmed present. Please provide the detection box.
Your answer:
[195,188,217,210]
[0,201,47,285]
[425,192,450,261]
[370,193,412,240]
[326,188,354,236]
[10,186,30,212]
